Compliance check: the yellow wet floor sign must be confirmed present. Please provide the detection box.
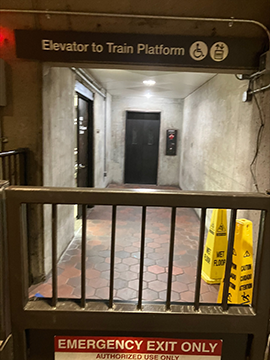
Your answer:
[218,219,253,305]
[201,209,228,284]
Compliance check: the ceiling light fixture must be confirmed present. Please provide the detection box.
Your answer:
[143,80,156,86]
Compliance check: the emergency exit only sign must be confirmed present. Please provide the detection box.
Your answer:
[55,336,222,360]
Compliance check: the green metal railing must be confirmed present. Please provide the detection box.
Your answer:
[3,186,270,359]
[0,148,28,185]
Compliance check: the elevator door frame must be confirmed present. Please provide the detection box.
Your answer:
[124,110,161,185]
[76,92,94,190]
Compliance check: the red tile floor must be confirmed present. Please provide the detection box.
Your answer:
[29,186,219,303]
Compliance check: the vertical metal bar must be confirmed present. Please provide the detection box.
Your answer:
[52,204,58,307]
[0,182,10,339]
[18,153,22,185]
[194,208,207,310]
[14,154,18,185]
[166,207,176,310]
[81,205,87,308]
[109,205,117,309]
[250,333,269,360]
[22,151,27,185]
[18,151,27,185]
[13,331,28,360]
[8,156,12,184]
[222,209,237,311]
[21,204,29,302]
[252,210,265,311]
[138,206,146,310]
[249,208,270,360]
[2,157,6,180]
[6,191,28,360]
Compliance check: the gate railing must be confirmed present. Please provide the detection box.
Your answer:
[5,186,270,360]
[0,148,28,185]
[0,181,12,360]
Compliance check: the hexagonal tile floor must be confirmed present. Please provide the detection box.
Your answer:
[29,186,219,303]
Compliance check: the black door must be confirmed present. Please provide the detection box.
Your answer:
[125,111,160,184]
[76,94,94,216]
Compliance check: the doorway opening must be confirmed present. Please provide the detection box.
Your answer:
[75,93,94,189]
[74,92,94,218]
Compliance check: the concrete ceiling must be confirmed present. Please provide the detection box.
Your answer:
[88,69,216,99]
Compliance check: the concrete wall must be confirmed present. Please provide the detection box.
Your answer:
[111,96,183,185]
[93,92,112,188]
[43,66,75,274]
[105,93,113,185]
[180,74,270,249]
[42,66,111,273]
[180,74,270,193]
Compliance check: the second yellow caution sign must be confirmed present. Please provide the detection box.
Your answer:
[218,219,253,305]
[201,209,228,284]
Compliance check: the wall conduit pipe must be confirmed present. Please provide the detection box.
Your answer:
[250,83,270,94]
[104,91,107,178]
[71,67,106,98]
[0,9,270,47]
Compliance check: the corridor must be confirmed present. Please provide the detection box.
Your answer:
[30,191,219,303]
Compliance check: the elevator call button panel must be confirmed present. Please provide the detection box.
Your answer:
[166,129,177,155]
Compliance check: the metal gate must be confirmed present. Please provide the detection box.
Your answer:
[5,186,270,360]
[0,149,28,185]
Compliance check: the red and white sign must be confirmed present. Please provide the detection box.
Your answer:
[55,336,222,360]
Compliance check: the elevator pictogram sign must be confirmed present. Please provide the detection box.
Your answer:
[54,336,222,359]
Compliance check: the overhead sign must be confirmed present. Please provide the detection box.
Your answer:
[15,30,266,71]
[54,336,223,359]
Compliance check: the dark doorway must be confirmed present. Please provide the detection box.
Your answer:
[75,93,94,216]
[125,111,160,184]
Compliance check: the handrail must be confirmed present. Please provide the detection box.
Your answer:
[0,148,27,158]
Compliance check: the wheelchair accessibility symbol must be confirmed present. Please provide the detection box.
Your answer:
[189,41,208,61]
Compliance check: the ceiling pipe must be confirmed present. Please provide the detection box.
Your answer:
[103,90,107,178]
[250,83,270,94]
[0,9,270,46]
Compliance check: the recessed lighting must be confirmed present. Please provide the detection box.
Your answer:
[143,80,156,86]
[145,92,152,98]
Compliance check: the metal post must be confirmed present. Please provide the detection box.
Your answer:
[138,206,146,310]
[81,205,87,308]
[221,209,237,310]
[52,204,58,307]
[109,205,117,308]
[194,208,206,310]
[166,207,176,310]
[0,181,9,339]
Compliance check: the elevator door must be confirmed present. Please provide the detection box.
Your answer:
[125,111,160,184]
